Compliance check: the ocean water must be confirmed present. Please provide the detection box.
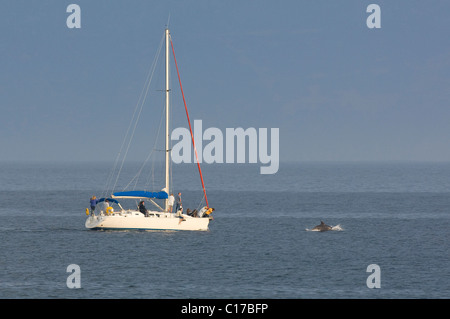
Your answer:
[0,161,449,299]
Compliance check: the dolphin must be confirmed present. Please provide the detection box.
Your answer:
[311,221,333,232]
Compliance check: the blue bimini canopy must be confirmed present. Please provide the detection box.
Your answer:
[111,190,168,199]
[98,197,120,204]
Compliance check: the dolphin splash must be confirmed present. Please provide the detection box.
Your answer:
[312,221,332,231]
[307,221,343,232]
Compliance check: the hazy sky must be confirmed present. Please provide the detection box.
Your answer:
[1,0,449,162]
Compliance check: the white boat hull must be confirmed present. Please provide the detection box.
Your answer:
[85,210,210,231]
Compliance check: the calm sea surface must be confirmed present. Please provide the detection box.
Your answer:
[0,161,449,298]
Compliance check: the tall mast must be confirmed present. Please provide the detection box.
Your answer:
[165,28,170,211]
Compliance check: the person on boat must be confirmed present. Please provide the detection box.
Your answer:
[100,199,111,215]
[168,193,175,213]
[204,207,215,218]
[186,208,198,217]
[138,201,149,217]
[176,205,183,217]
[176,206,186,223]
[175,192,182,213]
[90,195,99,215]
[198,206,214,218]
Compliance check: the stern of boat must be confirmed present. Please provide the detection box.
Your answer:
[85,215,104,229]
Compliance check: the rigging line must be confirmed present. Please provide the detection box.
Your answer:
[104,33,164,196]
[147,99,167,192]
[123,147,154,191]
[105,52,160,195]
[144,72,173,192]
[170,59,174,195]
[111,31,165,193]
[195,192,206,212]
[170,36,209,208]
[122,144,156,191]
[127,101,166,191]
[145,102,167,189]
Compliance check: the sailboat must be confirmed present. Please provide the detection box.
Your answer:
[85,28,213,231]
